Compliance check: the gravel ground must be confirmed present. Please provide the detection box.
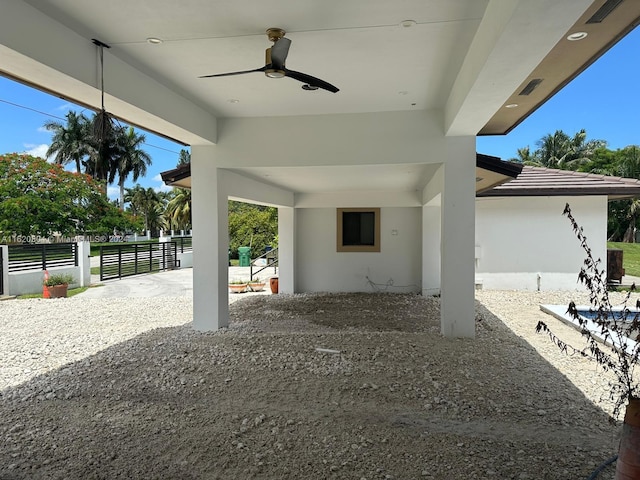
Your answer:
[0,289,629,479]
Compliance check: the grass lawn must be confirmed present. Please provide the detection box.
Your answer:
[607,242,640,277]
[17,286,89,299]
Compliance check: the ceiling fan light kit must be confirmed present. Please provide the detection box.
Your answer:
[199,28,339,93]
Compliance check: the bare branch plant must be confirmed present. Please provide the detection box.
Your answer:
[536,203,640,419]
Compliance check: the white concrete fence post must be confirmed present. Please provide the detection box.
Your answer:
[1,245,8,296]
[77,241,91,287]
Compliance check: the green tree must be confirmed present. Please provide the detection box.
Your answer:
[608,146,640,242]
[509,146,539,165]
[0,153,136,238]
[532,129,605,169]
[228,201,278,259]
[43,110,154,198]
[165,188,191,231]
[177,149,190,166]
[124,184,165,234]
[44,111,91,173]
[114,127,152,207]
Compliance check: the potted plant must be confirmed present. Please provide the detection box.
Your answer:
[536,204,640,479]
[269,276,279,294]
[248,279,266,292]
[43,273,75,298]
[228,279,248,294]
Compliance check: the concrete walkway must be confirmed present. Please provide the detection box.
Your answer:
[79,266,277,299]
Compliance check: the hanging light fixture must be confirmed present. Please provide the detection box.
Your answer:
[91,39,115,143]
[91,38,117,183]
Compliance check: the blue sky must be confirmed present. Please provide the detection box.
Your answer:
[0,79,185,200]
[1,25,638,198]
[477,26,640,159]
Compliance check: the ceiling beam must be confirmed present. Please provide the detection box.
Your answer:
[444,0,593,136]
[0,0,218,145]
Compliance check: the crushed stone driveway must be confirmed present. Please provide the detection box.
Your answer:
[78,267,275,299]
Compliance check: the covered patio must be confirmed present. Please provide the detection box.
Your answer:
[2,1,639,337]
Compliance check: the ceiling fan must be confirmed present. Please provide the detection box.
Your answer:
[199,28,339,93]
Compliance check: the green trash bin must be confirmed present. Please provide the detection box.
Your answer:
[238,246,251,267]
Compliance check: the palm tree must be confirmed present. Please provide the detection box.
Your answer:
[616,145,640,179]
[510,146,539,165]
[177,149,190,166]
[125,185,164,233]
[536,129,605,170]
[165,188,191,231]
[84,118,121,185]
[44,111,91,173]
[114,127,152,207]
[124,184,145,217]
[614,146,640,242]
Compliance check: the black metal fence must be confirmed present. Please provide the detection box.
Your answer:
[173,236,192,253]
[100,242,179,281]
[8,242,78,272]
[250,247,278,280]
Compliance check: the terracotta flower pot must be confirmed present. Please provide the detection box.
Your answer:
[47,284,69,298]
[248,282,265,292]
[616,397,640,479]
[228,284,247,294]
[270,277,279,294]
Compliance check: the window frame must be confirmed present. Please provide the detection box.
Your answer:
[336,207,381,253]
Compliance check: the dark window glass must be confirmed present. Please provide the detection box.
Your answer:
[343,212,375,246]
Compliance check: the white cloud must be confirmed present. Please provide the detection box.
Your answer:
[22,144,49,159]
[37,126,50,133]
[107,186,120,201]
[56,103,74,112]
[152,173,173,192]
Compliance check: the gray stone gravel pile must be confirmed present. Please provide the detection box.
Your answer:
[0,291,626,479]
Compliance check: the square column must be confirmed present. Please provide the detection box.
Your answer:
[191,146,229,331]
[422,203,441,296]
[440,142,476,338]
[277,207,295,293]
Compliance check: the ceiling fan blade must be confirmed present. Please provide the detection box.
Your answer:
[199,66,266,78]
[284,69,339,93]
[270,37,291,70]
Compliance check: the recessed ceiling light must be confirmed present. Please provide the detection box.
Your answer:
[228,99,240,104]
[567,31,588,41]
[146,37,163,44]
[398,91,408,95]
[400,20,417,28]
[505,103,518,109]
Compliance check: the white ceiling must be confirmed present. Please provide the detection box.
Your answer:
[21,0,487,119]
[228,163,441,194]
[3,1,639,196]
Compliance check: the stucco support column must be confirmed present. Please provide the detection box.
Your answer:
[422,203,441,296]
[277,207,295,293]
[191,146,229,331]
[440,143,476,338]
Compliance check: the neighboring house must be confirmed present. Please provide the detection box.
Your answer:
[162,153,521,291]
[164,160,640,293]
[2,1,638,338]
[476,167,640,291]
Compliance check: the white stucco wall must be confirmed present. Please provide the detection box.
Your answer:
[295,207,422,293]
[475,195,608,291]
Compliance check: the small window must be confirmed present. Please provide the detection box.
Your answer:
[337,208,380,252]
